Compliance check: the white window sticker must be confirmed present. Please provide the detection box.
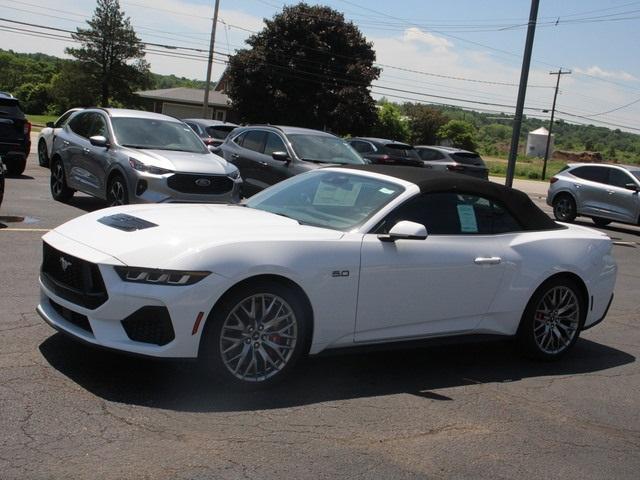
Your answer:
[457,204,478,233]
[313,182,362,206]
[379,187,395,195]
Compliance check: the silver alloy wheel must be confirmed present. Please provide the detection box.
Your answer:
[554,197,574,220]
[109,179,126,206]
[219,293,298,382]
[533,286,580,354]
[38,142,47,165]
[51,162,64,197]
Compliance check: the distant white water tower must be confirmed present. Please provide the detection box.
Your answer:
[526,127,554,158]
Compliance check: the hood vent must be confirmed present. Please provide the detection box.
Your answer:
[98,214,158,232]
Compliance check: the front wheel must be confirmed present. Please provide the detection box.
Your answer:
[552,194,577,222]
[50,159,74,201]
[107,174,129,206]
[38,140,49,167]
[517,277,585,360]
[200,281,311,388]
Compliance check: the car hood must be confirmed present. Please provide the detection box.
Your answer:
[122,147,234,175]
[47,204,344,268]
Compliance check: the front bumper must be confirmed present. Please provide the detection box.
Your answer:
[127,170,242,204]
[37,235,231,358]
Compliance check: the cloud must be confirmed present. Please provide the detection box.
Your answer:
[402,27,453,52]
[573,66,637,82]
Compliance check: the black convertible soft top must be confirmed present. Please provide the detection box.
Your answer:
[340,165,560,231]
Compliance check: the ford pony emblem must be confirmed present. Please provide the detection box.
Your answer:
[59,257,72,272]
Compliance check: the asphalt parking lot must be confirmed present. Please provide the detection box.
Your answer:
[1,149,639,479]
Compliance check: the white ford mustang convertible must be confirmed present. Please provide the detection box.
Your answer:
[38,165,617,387]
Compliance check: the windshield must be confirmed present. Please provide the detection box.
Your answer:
[631,170,640,181]
[112,118,208,153]
[246,170,404,231]
[288,134,364,164]
[206,125,236,139]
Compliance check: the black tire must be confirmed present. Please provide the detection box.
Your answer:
[593,217,611,228]
[0,170,4,208]
[106,174,129,206]
[6,157,26,176]
[517,276,586,361]
[200,280,311,389]
[50,159,74,201]
[38,140,49,167]
[552,194,577,222]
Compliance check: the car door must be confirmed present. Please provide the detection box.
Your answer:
[64,112,94,191]
[355,192,509,343]
[79,112,113,196]
[259,131,294,186]
[570,166,609,216]
[234,130,268,195]
[599,167,640,222]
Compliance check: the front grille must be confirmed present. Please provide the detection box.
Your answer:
[49,299,93,334]
[167,173,233,195]
[41,242,108,309]
[121,306,175,346]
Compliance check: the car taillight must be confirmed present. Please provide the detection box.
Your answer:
[447,164,465,171]
[550,177,558,184]
[204,138,215,145]
[24,121,31,136]
[380,155,391,163]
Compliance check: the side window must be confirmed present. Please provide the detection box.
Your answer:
[377,192,521,235]
[264,132,287,156]
[233,132,247,146]
[571,166,607,184]
[242,130,267,153]
[418,149,445,161]
[351,141,374,154]
[185,122,201,136]
[54,111,73,128]
[67,112,93,138]
[607,168,634,188]
[86,114,109,139]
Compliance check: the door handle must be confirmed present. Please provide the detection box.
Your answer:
[63,140,70,146]
[83,148,91,154]
[474,256,502,265]
[607,190,615,195]
[231,153,239,159]
[573,184,581,188]
[259,161,268,166]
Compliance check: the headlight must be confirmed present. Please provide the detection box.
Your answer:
[115,266,210,285]
[129,158,173,175]
[228,168,240,179]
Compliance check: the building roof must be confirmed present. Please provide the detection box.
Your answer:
[530,127,550,135]
[135,87,230,107]
[339,165,560,231]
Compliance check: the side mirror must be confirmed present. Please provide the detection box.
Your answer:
[89,135,109,148]
[208,145,222,155]
[272,151,290,163]
[46,121,54,128]
[624,183,639,192]
[378,221,428,242]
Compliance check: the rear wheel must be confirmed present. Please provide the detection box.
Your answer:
[592,217,611,228]
[38,140,49,167]
[107,174,129,206]
[552,194,577,222]
[50,159,74,201]
[517,277,585,360]
[200,280,311,389]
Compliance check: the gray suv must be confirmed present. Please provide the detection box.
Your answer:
[414,146,489,180]
[218,125,364,196]
[547,163,640,227]
[49,108,241,206]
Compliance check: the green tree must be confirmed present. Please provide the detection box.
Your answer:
[48,61,100,114]
[12,82,51,114]
[402,103,449,144]
[373,102,410,141]
[224,2,380,135]
[66,0,150,106]
[437,119,478,151]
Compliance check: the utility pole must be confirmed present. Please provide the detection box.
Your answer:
[541,68,571,180]
[202,0,221,118]
[505,0,539,188]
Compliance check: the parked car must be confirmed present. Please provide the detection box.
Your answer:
[183,118,238,147]
[0,157,5,208]
[37,165,616,388]
[415,146,489,180]
[548,163,640,227]
[37,108,82,167]
[218,125,365,196]
[0,92,31,176]
[49,108,241,206]
[347,137,423,167]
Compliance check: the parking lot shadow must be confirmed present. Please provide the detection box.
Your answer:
[64,196,107,213]
[575,219,640,237]
[39,333,635,412]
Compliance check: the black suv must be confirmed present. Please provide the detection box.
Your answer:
[0,92,31,176]
[218,125,365,196]
[348,137,423,168]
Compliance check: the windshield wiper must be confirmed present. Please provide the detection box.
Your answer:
[300,158,333,164]
[121,144,152,149]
